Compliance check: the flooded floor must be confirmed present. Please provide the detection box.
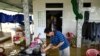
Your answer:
[1,39,100,56]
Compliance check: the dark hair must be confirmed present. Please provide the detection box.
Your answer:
[44,28,52,33]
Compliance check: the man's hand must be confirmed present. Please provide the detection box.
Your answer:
[42,43,46,48]
[41,44,52,53]
[41,48,46,53]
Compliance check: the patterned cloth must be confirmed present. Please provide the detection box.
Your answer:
[50,31,69,50]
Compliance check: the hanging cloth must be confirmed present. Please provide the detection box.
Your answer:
[71,0,83,20]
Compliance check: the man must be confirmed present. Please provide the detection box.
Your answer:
[42,28,70,56]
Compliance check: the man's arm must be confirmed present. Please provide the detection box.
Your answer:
[57,41,64,48]
[52,41,64,49]
[42,43,52,52]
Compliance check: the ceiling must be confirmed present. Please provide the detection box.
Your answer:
[0,0,33,13]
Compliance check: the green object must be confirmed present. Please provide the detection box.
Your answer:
[20,37,24,43]
[72,36,77,44]
[71,0,83,20]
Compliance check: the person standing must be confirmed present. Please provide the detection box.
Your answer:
[42,28,70,56]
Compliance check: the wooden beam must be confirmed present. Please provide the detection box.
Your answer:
[0,0,22,9]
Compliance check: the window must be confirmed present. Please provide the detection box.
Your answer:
[46,3,63,8]
[83,3,91,7]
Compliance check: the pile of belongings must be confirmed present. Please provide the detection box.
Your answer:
[18,34,43,56]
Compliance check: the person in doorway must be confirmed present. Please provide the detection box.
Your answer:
[42,28,70,56]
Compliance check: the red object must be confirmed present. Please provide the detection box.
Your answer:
[30,41,38,48]
[86,49,99,56]
[66,32,74,42]
[13,36,20,41]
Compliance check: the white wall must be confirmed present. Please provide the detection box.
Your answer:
[33,0,46,38]
[82,0,100,22]
[62,0,76,35]
[33,0,76,38]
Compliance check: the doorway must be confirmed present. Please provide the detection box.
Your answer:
[46,10,62,56]
[46,10,62,32]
